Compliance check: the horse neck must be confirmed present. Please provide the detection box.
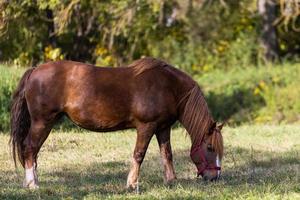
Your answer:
[186,115,214,148]
[178,85,214,147]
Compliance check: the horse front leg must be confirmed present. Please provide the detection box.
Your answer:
[156,127,176,184]
[127,123,156,190]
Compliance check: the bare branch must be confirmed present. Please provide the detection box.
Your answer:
[55,0,80,35]
[275,0,300,31]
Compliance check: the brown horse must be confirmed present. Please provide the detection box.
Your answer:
[10,57,224,189]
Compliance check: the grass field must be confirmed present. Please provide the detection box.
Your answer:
[0,125,299,199]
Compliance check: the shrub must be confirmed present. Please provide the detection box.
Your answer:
[197,63,300,124]
[0,65,24,131]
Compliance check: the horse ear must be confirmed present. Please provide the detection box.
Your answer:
[217,122,225,130]
[209,121,217,134]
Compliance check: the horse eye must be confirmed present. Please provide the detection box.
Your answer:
[207,144,214,152]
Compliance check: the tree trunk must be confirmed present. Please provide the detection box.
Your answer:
[257,0,279,62]
[46,8,56,47]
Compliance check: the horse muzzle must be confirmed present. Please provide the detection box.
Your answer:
[190,145,221,181]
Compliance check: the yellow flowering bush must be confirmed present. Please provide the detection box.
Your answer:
[13,52,31,66]
[44,45,64,61]
[94,45,115,66]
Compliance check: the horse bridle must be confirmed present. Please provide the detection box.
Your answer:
[190,145,221,177]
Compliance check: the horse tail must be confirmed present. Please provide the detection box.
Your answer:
[10,68,34,168]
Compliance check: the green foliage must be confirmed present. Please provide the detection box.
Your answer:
[197,63,300,124]
[2,0,298,71]
[0,65,24,131]
[181,1,255,70]
[0,0,188,66]
[0,0,54,65]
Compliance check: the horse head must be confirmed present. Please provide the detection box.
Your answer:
[190,122,224,181]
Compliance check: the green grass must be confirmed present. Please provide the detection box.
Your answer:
[0,125,299,199]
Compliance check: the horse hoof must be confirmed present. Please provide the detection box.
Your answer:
[23,180,39,190]
[28,184,39,190]
[164,178,177,188]
[165,175,177,184]
[126,183,140,194]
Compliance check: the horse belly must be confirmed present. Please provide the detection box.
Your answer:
[65,98,133,132]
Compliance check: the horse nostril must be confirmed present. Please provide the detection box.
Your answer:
[203,175,209,181]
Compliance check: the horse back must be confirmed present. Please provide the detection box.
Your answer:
[25,60,191,131]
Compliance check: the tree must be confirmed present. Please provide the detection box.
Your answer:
[257,0,280,62]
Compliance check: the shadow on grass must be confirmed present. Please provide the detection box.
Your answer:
[206,88,265,124]
[0,161,129,200]
[1,146,299,199]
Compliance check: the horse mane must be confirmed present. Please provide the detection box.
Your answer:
[129,57,168,76]
[129,57,224,158]
[180,84,224,159]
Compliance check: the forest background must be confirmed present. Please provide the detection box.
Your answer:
[0,0,299,131]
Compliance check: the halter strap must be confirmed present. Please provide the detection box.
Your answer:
[190,145,221,177]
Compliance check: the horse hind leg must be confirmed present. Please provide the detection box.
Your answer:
[22,119,53,189]
[156,127,176,184]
